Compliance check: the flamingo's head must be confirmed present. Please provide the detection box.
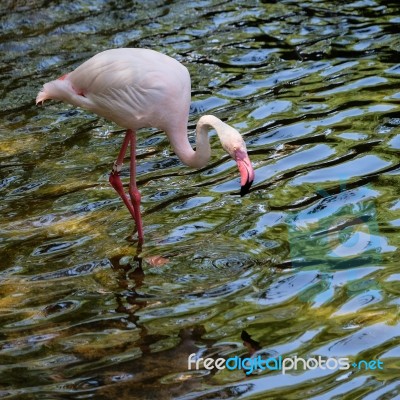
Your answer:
[220,126,255,196]
[234,145,255,196]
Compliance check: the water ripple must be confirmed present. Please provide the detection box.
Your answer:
[0,1,399,399]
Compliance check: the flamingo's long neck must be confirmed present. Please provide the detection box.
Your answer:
[168,115,228,169]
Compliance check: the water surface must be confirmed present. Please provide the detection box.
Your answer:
[0,1,399,399]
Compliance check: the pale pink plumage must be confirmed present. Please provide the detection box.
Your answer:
[36,48,254,244]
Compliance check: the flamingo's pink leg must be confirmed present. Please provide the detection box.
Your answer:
[128,130,144,244]
[109,129,143,243]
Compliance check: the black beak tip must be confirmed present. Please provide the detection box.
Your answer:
[240,180,253,197]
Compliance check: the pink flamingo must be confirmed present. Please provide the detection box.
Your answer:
[36,48,255,245]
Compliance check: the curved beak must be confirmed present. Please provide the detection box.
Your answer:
[235,149,255,196]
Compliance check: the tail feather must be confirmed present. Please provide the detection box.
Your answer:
[35,77,87,108]
[36,90,49,105]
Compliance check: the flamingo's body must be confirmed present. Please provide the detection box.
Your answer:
[37,48,254,244]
